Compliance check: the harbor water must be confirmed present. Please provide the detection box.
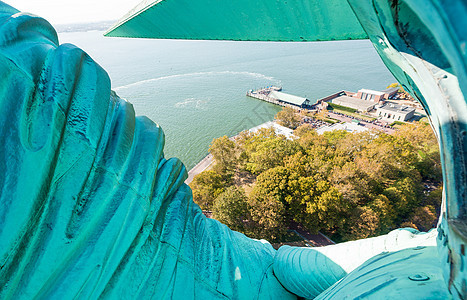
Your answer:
[59,30,395,169]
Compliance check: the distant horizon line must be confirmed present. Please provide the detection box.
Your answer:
[54,20,118,33]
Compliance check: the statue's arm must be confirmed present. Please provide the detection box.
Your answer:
[0,3,294,299]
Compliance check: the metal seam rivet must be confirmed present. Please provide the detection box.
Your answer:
[409,274,430,281]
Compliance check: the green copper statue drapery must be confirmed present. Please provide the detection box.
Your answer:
[0,0,465,299]
[0,3,295,299]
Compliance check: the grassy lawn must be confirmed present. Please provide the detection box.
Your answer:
[313,112,339,124]
[390,120,406,129]
[327,103,357,113]
[323,118,338,124]
[326,103,376,122]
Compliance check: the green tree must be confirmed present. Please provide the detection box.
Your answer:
[370,194,396,233]
[206,118,442,243]
[301,179,347,233]
[246,137,301,174]
[425,186,442,209]
[248,167,290,240]
[283,151,313,177]
[294,124,322,150]
[323,129,349,146]
[284,172,348,234]
[344,206,380,240]
[209,135,237,177]
[328,161,371,206]
[212,186,252,233]
[354,133,416,183]
[383,174,422,222]
[395,121,441,181]
[235,127,276,171]
[293,124,315,138]
[275,107,301,129]
[190,170,225,210]
[409,205,438,231]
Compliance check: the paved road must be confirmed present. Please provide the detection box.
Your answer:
[185,154,213,184]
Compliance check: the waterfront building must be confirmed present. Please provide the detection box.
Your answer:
[269,91,311,109]
[320,87,401,113]
[354,88,385,102]
[330,93,376,112]
[381,87,400,99]
[376,103,415,122]
[355,87,398,101]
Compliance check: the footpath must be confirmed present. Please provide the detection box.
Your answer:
[185,121,277,184]
[185,154,213,184]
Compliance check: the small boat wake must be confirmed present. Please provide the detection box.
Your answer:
[175,97,210,109]
[114,71,279,91]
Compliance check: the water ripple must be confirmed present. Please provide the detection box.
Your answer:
[114,71,277,91]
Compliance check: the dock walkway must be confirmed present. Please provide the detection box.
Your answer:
[246,86,285,106]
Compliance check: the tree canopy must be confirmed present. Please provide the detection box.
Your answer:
[275,107,301,129]
[190,120,442,242]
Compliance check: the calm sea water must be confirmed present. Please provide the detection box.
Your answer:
[59,31,395,169]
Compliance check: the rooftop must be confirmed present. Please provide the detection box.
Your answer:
[332,95,375,111]
[377,103,415,113]
[358,89,384,96]
[316,122,369,135]
[381,87,399,94]
[249,121,295,139]
[269,91,309,106]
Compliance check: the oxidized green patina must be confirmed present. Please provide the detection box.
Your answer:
[0,0,465,299]
[107,1,467,298]
[105,0,367,41]
[0,3,294,299]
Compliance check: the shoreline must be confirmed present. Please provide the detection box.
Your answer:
[185,107,403,184]
[185,120,280,184]
[185,153,213,184]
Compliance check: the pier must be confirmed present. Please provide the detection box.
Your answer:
[247,86,313,110]
[246,86,284,106]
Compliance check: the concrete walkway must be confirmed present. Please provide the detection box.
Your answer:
[185,121,291,185]
[185,154,213,184]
